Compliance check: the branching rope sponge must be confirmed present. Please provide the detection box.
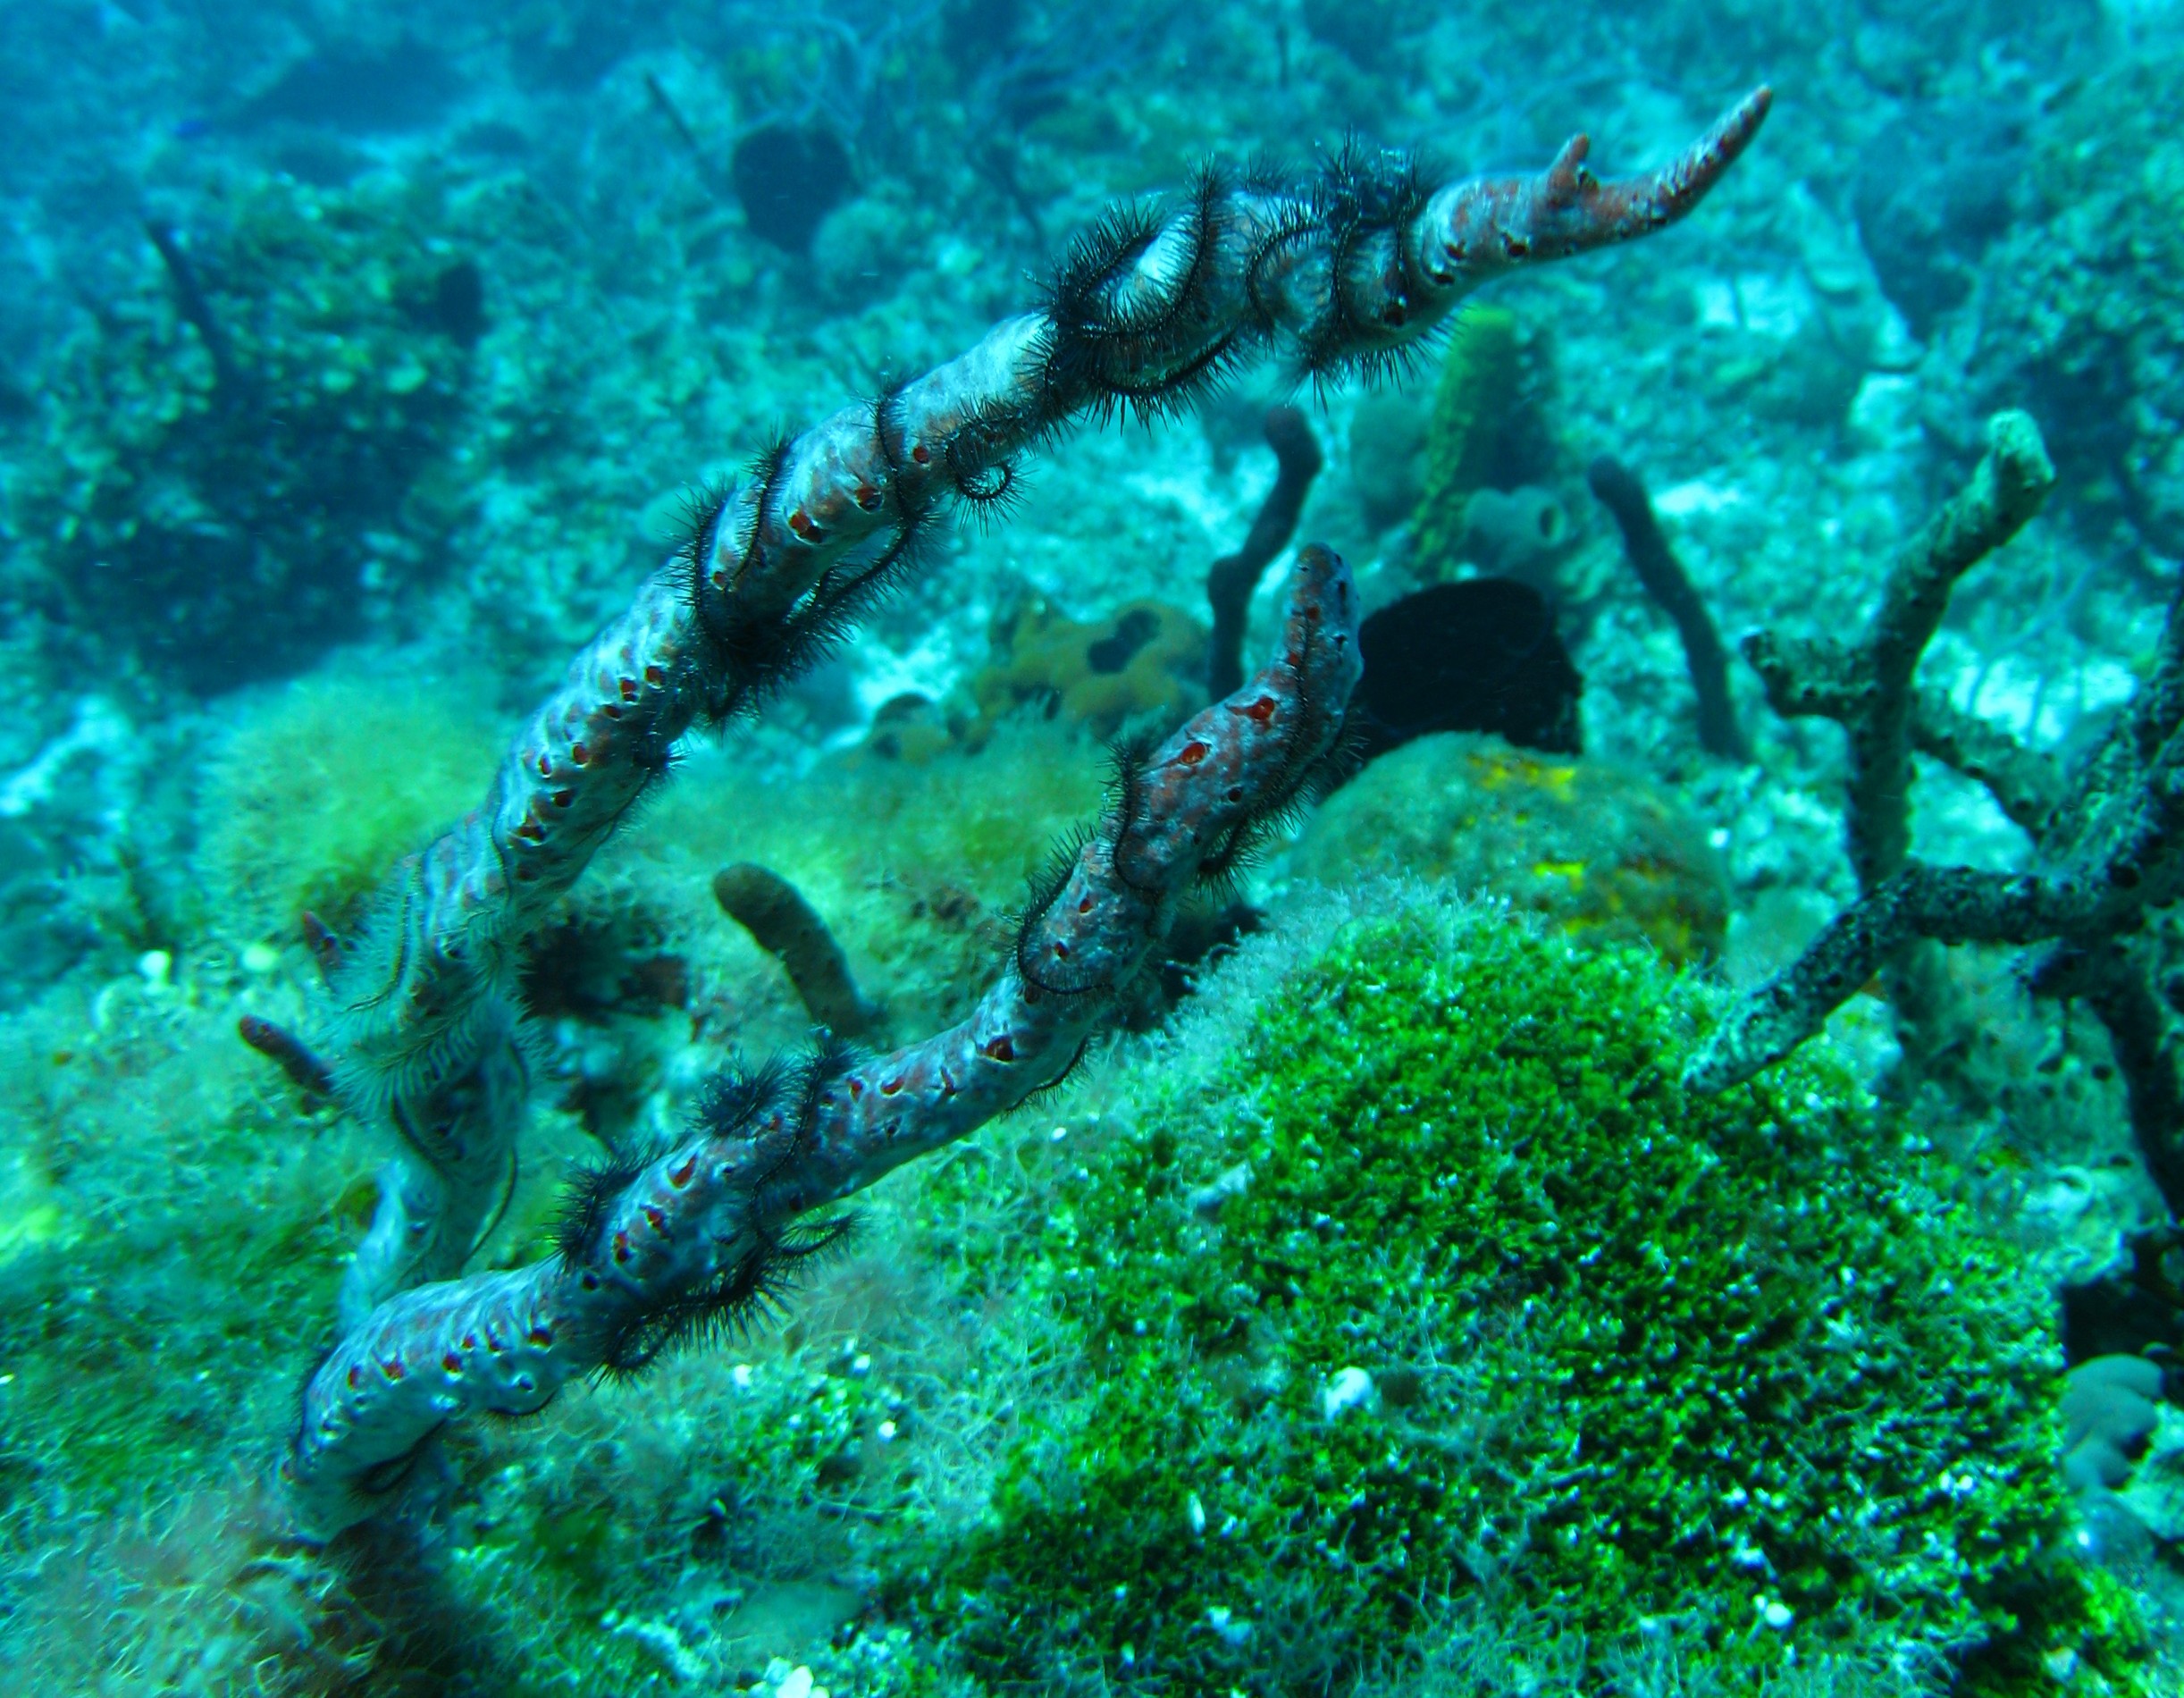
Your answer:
[277,93,1771,1538]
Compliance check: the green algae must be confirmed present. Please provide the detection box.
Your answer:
[903,895,2133,1694]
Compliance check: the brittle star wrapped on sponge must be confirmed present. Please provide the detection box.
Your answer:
[273,89,1771,1539]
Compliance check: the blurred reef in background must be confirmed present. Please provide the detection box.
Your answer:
[3,1,2184,1694]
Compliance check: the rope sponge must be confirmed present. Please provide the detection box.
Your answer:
[279,94,1771,1534]
[284,544,1362,1539]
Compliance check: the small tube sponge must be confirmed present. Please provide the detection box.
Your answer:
[712,863,879,1038]
[1407,306,1522,576]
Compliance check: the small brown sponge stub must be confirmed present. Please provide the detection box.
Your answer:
[712,862,879,1038]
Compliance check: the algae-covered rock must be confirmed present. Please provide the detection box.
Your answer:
[910,895,2135,1694]
[1288,731,1727,963]
[17,173,483,691]
[196,667,507,944]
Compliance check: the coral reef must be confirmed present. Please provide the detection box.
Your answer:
[13,174,483,692]
[278,86,1770,1536]
[1961,51,2184,558]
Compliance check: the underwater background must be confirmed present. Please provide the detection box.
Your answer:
[4,0,2184,1693]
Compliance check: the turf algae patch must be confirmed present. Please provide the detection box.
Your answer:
[903,898,2143,1695]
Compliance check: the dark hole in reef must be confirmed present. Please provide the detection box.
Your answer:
[731,123,853,254]
[522,916,688,1022]
[2062,1232,2184,1369]
[420,260,487,346]
[1087,607,1162,675]
[1348,577,1582,767]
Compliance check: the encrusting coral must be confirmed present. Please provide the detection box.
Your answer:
[266,88,1775,1541]
[968,594,1207,742]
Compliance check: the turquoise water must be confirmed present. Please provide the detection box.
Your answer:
[1,3,2180,1692]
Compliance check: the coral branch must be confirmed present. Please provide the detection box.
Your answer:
[1422,87,1770,285]
[1689,426,2184,1215]
[1585,453,1751,761]
[1742,411,2056,890]
[1909,685,2068,834]
[1684,862,2119,1094]
[1206,405,1322,700]
[282,546,1364,1541]
[712,862,879,1038]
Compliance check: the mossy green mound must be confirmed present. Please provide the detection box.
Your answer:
[197,668,508,945]
[909,896,2129,1694]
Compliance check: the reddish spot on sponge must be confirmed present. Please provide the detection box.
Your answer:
[982,1033,1017,1063]
[1175,739,1210,767]
[669,1152,697,1189]
[1232,693,1279,726]
[441,1351,463,1374]
[641,1204,668,1235]
[380,1355,406,1383]
[788,508,823,543]
[348,1363,366,1391]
